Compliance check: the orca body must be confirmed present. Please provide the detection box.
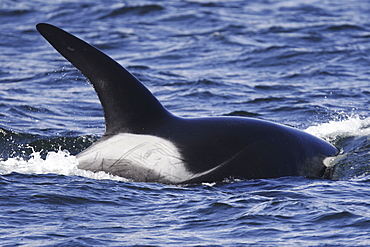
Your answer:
[36,23,339,184]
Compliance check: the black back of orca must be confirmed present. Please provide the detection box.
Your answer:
[36,23,339,184]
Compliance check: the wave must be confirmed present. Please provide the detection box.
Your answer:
[0,149,126,182]
[306,115,370,180]
[305,114,370,141]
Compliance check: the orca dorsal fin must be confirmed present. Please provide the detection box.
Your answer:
[36,23,170,134]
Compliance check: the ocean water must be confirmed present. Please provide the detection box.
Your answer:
[1,0,370,246]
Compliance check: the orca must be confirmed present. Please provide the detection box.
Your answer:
[36,23,339,184]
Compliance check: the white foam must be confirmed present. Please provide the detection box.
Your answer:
[0,149,127,181]
[305,115,370,141]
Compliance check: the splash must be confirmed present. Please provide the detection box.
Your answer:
[305,115,370,180]
[305,115,370,141]
[0,149,127,181]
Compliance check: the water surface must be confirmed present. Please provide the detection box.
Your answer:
[1,0,370,246]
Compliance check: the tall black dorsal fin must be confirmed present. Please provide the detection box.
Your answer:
[36,23,170,134]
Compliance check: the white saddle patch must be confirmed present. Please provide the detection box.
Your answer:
[77,133,194,183]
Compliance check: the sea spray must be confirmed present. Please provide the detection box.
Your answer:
[0,149,127,181]
[305,115,370,141]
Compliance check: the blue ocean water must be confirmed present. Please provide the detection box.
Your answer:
[1,0,370,246]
